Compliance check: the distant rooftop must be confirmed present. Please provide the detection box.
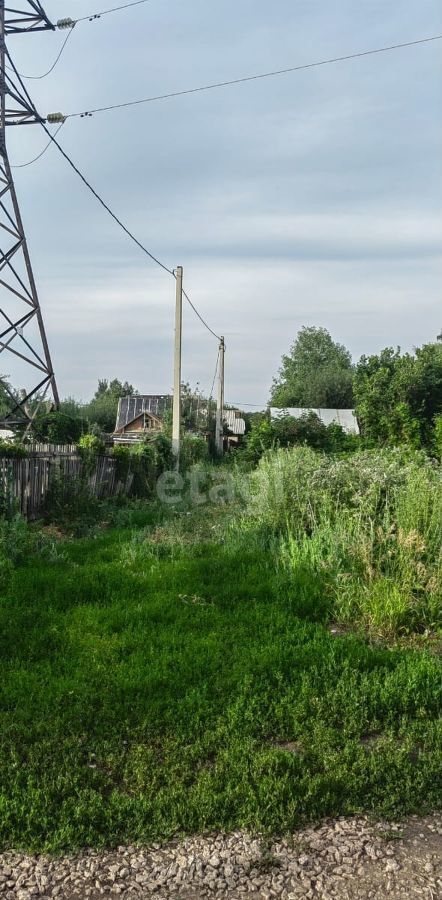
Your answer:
[270,407,359,435]
[115,395,172,432]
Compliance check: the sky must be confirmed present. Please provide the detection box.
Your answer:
[6,0,442,407]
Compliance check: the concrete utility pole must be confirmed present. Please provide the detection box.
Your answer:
[215,336,225,454]
[172,266,183,466]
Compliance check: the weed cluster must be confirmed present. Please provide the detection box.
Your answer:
[237,446,442,637]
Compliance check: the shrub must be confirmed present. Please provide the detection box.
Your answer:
[238,446,442,637]
[181,434,209,469]
[0,513,32,589]
[0,440,27,459]
[434,415,442,460]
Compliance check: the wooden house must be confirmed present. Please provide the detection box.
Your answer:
[113,395,171,445]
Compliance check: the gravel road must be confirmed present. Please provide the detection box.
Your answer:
[1,812,441,899]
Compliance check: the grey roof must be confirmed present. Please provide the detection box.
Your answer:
[115,395,172,432]
[269,408,360,435]
[224,409,246,435]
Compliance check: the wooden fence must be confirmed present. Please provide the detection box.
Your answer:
[0,447,122,518]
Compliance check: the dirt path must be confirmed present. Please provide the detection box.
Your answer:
[1,813,441,899]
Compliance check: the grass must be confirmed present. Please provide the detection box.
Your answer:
[0,477,441,853]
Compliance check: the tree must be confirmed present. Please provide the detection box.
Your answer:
[354,342,442,450]
[0,377,15,420]
[270,327,354,408]
[85,378,137,434]
[243,412,355,463]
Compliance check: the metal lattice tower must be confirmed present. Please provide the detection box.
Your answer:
[0,0,58,429]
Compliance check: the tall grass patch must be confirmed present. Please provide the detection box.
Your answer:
[239,447,442,637]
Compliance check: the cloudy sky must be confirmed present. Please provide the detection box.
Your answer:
[7,0,442,406]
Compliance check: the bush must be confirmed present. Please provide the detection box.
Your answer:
[0,513,32,588]
[0,440,27,459]
[238,446,442,637]
[44,469,100,533]
[181,434,209,468]
[242,413,360,464]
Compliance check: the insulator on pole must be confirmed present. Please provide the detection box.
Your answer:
[57,17,76,29]
[46,112,66,123]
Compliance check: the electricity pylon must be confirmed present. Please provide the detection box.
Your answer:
[0,0,59,429]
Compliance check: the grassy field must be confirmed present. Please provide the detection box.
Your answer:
[0,449,441,852]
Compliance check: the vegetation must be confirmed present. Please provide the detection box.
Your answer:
[241,446,442,637]
[270,327,354,408]
[242,412,358,464]
[1,329,442,854]
[354,343,442,452]
[0,446,441,852]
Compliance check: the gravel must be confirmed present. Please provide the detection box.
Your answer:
[1,812,441,899]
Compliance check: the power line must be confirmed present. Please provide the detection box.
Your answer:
[11,121,65,168]
[207,349,220,423]
[13,26,75,79]
[10,0,151,80]
[75,0,152,23]
[63,34,442,119]
[37,122,221,339]
[182,288,220,341]
[40,121,174,274]
[229,402,266,408]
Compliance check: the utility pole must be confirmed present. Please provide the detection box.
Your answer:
[0,0,59,429]
[172,266,183,466]
[215,335,225,454]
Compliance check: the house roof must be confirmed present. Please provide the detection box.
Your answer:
[115,395,171,432]
[269,408,360,435]
[224,409,246,435]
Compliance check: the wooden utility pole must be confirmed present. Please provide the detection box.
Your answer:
[172,266,183,466]
[215,336,225,454]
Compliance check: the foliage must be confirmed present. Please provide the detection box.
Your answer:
[0,377,15,419]
[270,326,354,408]
[354,343,442,450]
[0,512,30,588]
[434,415,442,460]
[180,433,209,468]
[242,413,358,464]
[154,433,174,473]
[0,495,440,852]
[239,445,442,637]
[34,410,83,445]
[0,439,27,458]
[78,434,105,455]
[43,468,100,533]
[84,378,137,434]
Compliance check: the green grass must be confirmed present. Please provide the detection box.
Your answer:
[0,498,441,852]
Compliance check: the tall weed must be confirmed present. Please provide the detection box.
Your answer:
[239,447,442,637]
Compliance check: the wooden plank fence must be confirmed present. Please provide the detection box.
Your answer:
[0,448,123,518]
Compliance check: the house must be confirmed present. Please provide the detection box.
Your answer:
[113,395,171,445]
[223,408,246,449]
[269,408,360,435]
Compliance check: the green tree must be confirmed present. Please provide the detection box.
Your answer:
[354,342,442,450]
[36,411,83,444]
[0,377,16,421]
[85,378,137,433]
[270,327,354,408]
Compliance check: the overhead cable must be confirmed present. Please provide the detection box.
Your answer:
[207,349,220,418]
[41,121,174,274]
[11,0,150,80]
[11,121,65,168]
[75,0,152,23]
[38,122,221,339]
[59,34,442,119]
[182,288,220,341]
[14,26,75,79]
